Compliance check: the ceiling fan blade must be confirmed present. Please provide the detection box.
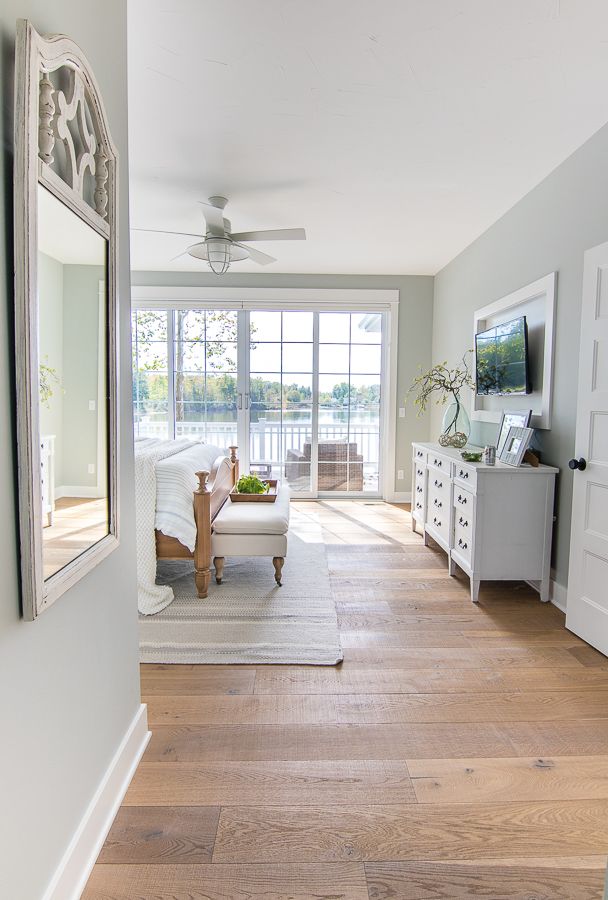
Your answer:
[230,227,306,242]
[131,227,203,239]
[234,243,276,266]
[169,249,192,262]
[198,201,226,236]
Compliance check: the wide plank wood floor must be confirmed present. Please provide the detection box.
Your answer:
[84,500,608,899]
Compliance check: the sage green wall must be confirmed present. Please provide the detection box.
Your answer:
[131,271,435,494]
[62,263,104,488]
[433,121,608,596]
[39,251,64,487]
[0,4,140,898]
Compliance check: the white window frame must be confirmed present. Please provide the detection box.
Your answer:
[132,287,400,501]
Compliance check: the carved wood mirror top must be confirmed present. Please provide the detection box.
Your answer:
[14,20,120,619]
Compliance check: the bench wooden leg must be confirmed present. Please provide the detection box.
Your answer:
[194,566,210,598]
[214,556,225,584]
[273,556,284,586]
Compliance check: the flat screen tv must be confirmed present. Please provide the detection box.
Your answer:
[475,315,531,396]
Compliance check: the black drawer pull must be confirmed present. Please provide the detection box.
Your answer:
[433,498,442,508]
[458,516,469,527]
[417,486,423,493]
[458,538,468,550]
[417,468,423,476]
[458,469,469,479]
[433,458,442,467]
[416,502,422,510]
[457,494,468,505]
[434,479,443,488]
[417,450,423,457]
[433,516,442,526]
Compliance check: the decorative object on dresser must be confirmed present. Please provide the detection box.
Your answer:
[496,409,532,456]
[411,442,558,603]
[14,20,119,619]
[407,353,474,449]
[499,426,534,466]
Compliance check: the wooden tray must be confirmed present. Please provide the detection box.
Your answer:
[230,479,278,502]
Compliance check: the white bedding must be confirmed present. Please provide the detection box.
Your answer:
[134,438,228,615]
[155,441,227,551]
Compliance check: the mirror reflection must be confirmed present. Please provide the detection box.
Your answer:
[38,185,110,579]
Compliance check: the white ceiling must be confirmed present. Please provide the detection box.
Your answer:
[128,0,608,275]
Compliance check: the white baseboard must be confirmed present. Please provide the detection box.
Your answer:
[386,491,411,503]
[56,485,104,500]
[549,577,567,613]
[43,703,150,900]
[526,576,567,612]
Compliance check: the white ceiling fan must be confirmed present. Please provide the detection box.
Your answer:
[132,196,306,274]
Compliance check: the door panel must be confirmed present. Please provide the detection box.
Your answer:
[566,243,608,656]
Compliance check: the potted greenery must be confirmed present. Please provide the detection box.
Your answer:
[39,361,60,408]
[407,352,474,448]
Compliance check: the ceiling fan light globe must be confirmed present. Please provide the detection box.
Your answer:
[186,237,249,274]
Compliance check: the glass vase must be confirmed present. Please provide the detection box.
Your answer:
[439,394,470,448]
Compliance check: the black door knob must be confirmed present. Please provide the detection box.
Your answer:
[569,457,587,471]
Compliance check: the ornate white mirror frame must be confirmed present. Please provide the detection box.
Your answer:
[14,20,120,619]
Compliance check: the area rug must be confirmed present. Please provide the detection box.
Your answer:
[139,532,343,665]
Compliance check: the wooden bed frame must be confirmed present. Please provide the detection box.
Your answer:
[155,446,239,598]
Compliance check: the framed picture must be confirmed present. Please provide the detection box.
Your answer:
[496,409,532,456]
[499,426,534,467]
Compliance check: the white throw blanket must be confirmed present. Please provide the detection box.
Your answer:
[135,439,197,615]
[135,438,228,615]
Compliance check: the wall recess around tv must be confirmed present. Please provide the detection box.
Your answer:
[472,273,556,430]
[475,315,531,396]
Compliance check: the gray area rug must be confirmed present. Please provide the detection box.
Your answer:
[139,533,343,665]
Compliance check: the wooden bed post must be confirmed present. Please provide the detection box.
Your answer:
[194,470,211,598]
[229,446,239,484]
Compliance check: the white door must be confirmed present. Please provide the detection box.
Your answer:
[566,241,608,656]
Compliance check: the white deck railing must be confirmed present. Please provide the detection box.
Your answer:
[136,418,380,464]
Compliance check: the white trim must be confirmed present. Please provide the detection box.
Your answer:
[56,485,105,500]
[549,577,568,613]
[96,282,106,497]
[387,491,412,503]
[42,703,150,900]
[472,272,556,430]
[526,573,567,612]
[132,285,399,310]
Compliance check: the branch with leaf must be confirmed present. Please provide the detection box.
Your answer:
[407,351,474,415]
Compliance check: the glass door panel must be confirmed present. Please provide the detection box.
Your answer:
[249,311,314,492]
[173,309,238,448]
[132,310,170,439]
[318,312,383,494]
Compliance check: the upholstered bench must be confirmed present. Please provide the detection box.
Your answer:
[210,484,290,586]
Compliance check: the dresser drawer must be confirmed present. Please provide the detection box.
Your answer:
[454,485,474,512]
[413,446,427,463]
[428,470,449,498]
[428,485,448,517]
[428,451,450,472]
[454,507,473,538]
[454,518,472,564]
[427,509,449,544]
[413,496,425,518]
[454,463,477,492]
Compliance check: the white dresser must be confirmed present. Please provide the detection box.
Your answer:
[412,442,558,602]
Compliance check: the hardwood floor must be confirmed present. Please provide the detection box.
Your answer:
[43,496,108,578]
[84,500,608,899]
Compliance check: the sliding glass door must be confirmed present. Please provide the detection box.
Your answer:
[132,307,385,497]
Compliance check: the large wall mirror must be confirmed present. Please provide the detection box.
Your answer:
[14,21,119,619]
